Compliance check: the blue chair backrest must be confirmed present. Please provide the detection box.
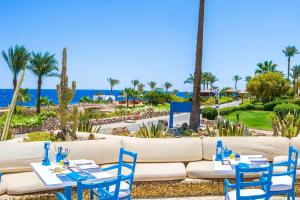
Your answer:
[287,146,299,185]
[77,176,121,200]
[117,148,137,191]
[235,164,273,200]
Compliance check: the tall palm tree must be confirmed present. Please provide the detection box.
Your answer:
[245,76,252,83]
[131,79,139,90]
[2,45,31,90]
[190,0,205,131]
[137,83,145,94]
[232,75,242,90]
[208,74,218,88]
[291,65,300,93]
[107,77,120,94]
[28,52,59,114]
[201,72,209,90]
[255,61,278,74]
[184,73,194,84]
[162,82,172,92]
[283,45,299,81]
[17,88,32,106]
[147,81,157,91]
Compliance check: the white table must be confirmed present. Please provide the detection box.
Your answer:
[31,160,113,200]
[213,155,269,174]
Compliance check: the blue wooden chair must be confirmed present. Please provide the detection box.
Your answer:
[99,148,137,200]
[269,146,298,200]
[224,163,273,200]
[56,175,121,200]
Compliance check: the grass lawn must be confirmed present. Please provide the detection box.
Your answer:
[223,110,273,131]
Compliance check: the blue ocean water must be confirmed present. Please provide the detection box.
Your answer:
[0,89,187,108]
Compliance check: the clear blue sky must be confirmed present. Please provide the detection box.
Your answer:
[1,0,300,92]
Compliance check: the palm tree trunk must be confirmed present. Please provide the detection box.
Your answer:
[37,78,42,114]
[13,78,17,91]
[189,0,205,131]
[288,57,291,81]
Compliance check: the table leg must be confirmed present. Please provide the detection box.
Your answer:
[64,186,72,200]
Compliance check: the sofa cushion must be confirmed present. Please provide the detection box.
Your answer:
[2,172,55,195]
[289,137,300,152]
[121,137,202,162]
[186,161,261,179]
[273,155,300,169]
[0,141,46,173]
[102,163,186,181]
[0,181,6,195]
[55,139,121,164]
[202,137,289,161]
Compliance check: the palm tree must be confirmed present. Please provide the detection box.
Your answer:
[190,0,205,131]
[208,74,218,88]
[2,45,31,90]
[131,79,139,90]
[137,83,145,94]
[232,75,242,90]
[107,77,120,94]
[255,61,278,74]
[201,72,209,90]
[147,81,157,91]
[162,82,172,92]
[283,45,299,81]
[291,65,300,93]
[28,52,59,114]
[245,76,252,83]
[17,88,32,106]
[184,73,194,84]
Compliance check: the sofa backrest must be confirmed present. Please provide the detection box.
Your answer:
[0,138,121,173]
[289,137,300,152]
[202,137,289,161]
[121,137,202,162]
[0,141,45,173]
[54,139,121,164]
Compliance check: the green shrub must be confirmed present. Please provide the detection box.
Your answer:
[219,106,239,116]
[144,91,171,105]
[254,104,264,110]
[24,132,56,142]
[239,102,255,110]
[292,98,300,106]
[219,96,234,104]
[274,103,300,117]
[263,99,289,111]
[202,107,218,120]
[203,97,216,106]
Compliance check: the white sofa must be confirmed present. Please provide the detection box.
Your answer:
[0,135,297,197]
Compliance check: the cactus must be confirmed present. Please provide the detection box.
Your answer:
[272,114,300,138]
[56,48,76,141]
[206,119,249,137]
[1,69,25,141]
[71,105,79,139]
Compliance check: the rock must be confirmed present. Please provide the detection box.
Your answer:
[111,127,131,136]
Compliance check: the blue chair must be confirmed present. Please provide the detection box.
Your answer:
[99,148,137,200]
[224,164,273,200]
[269,146,298,200]
[56,175,121,200]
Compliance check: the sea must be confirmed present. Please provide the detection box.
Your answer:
[0,89,188,108]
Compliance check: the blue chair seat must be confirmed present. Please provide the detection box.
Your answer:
[270,175,293,191]
[106,181,130,199]
[226,189,266,200]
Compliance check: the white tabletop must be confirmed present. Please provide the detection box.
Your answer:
[31,160,113,188]
[213,155,268,173]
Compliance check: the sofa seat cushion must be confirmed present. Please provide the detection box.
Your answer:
[186,161,260,179]
[270,175,293,192]
[226,189,265,200]
[102,163,186,182]
[0,181,6,195]
[2,172,56,195]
